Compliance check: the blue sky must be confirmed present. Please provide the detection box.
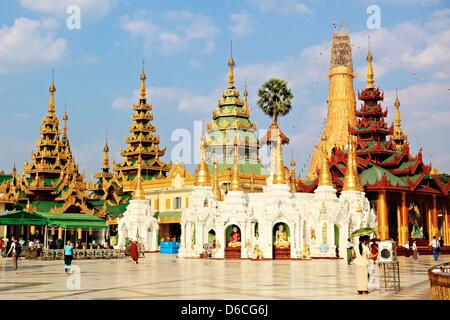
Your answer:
[0,0,449,178]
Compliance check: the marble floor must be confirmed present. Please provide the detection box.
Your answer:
[0,254,447,300]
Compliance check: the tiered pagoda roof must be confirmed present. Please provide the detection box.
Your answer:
[300,49,449,196]
[2,79,92,213]
[87,142,131,223]
[113,64,170,180]
[206,51,263,173]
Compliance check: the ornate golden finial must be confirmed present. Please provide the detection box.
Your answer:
[318,136,333,187]
[195,135,211,186]
[290,156,297,193]
[394,89,401,127]
[140,59,147,100]
[227,40,235,89]
[25,199,32,212]
[230,136,242,191]
[48,70,56,114]
[102,139,110,173]
[392,90,408,150]
[133,157,146,200]
[366,38,375,89]
[63,105,68,137]
[342,136,361,191]
[12,162,17,176]
[272,132,287,184]
[212,161,222,200]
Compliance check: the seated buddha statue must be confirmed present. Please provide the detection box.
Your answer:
[228,226,241,247]
[274,224,290,248]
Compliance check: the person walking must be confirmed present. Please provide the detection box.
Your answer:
[0,238,4,258]
[431,236,439,261]
[412,240,418,260]
[63,240,74,275]
[6,235,19,273]
[130,240,139,264]
[354,235,377,294]
[346,238,354,265]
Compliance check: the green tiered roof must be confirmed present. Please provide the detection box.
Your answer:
[113,65,170,179]
[206,52,263,174]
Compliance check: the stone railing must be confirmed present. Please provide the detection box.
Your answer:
[428,262,450,300]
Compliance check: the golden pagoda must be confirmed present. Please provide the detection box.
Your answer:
[194,136,211,186]
[7,76,92,213]
[342,136,361,192]
[308,30,357,177]
[113,62,170,181]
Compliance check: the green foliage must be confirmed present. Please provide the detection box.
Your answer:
[257,78,293,124]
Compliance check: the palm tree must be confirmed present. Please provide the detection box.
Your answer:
[257,78,293,125]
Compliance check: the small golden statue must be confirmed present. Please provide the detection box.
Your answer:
[301,245,311,259]
[274,224,290,248]
[252,244,263,259]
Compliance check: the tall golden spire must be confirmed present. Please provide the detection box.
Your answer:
[212,161,222,200]
[140,59,147,100]
[195,136,211,186]
[342,136,361,191]
[272,132,287,184]
[63,106,68,137]
[290,157,297,193]
[133,157,146,200]
[392,90,408,150]
[48,70,56,114]
[318,137,333,187]
[230,136,242,191]
[394,90,401,128]
[227,41,235,89]
[308,30,356,177]
[102,141,110,173]
[366,38,375,89]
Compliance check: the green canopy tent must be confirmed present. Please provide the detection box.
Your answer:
[36,213,108,249]
[36,213,108,230]
[0,210,48,226]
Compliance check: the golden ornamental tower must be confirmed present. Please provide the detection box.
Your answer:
[308,30,357,177]
[195,136,211,186]
[391,91,408,150]
[290,158,297,192]
[212,161,222,200]
[272,133,287,184]
[230,137,242,191]
[114,61,170,179]
[342,136,361,191]
[318,137,333,187]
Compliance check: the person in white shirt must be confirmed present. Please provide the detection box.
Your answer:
[431,236,439,261]
[354,235,377,294]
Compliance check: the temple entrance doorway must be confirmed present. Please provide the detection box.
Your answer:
[224,224,241,259]
[273,222,290,260]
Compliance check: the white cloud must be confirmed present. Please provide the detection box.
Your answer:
[229,12,255,37]
[119,10,219,54]
[20,0,116,21]
[248,0,312,15]
[112,87,218,114]
[0,17,67,74]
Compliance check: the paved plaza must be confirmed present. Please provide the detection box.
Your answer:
[0,254,448,300]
